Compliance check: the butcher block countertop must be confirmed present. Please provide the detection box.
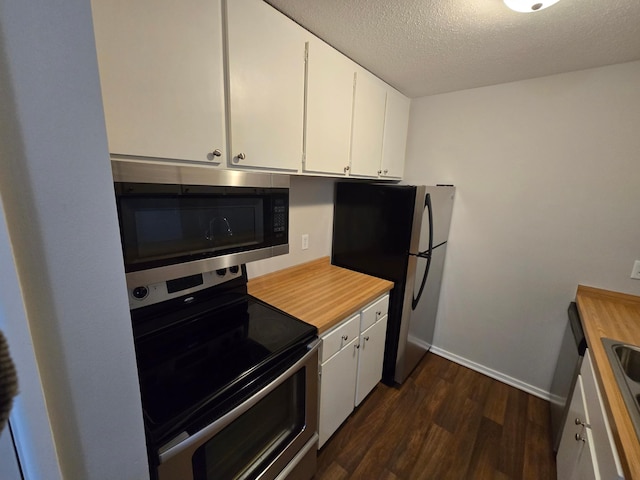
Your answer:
[576,285,640,479]
[248,257,393,334]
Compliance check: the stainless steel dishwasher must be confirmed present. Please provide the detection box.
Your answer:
[550,302,587,452]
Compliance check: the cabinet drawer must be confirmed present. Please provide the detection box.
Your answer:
[360,294,389,332]
[320,314,360,363]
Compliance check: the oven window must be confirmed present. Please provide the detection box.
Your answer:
[192,369,305,480]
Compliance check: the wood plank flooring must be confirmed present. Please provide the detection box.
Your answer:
[314,352,556,480]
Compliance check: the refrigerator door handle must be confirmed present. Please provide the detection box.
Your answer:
[412,193,433,310]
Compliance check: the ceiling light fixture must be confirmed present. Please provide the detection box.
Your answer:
[503,0,561,12]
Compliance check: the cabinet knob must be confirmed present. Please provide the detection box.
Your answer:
[574,418,590,428]
[378,170,382,175]
[342,335,349,341]
[376,311,382,316]
[384,169,388,174]
[355,344,360,350]
[207,149,222,161]
[344,165,350,172]
[575,433,586,443]
[237,153,246,161]
[364,336,370,342]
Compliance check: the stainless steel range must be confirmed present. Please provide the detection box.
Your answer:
[128,266,319,480]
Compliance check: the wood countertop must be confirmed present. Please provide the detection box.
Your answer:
[576,285,640,479]
[247,257,394,334]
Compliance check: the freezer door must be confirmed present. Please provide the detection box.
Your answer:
[418,186,455,251]
[332,182,418,282]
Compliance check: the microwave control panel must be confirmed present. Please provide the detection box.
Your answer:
[273,200,287,234]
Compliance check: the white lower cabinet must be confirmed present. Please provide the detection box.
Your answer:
[557,375,598,480]
[318,294,389,447]
[355,316,388,406]
[318,320,359,448]
[557,349,624,480]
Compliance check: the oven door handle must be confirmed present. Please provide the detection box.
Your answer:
[158,338,321,463]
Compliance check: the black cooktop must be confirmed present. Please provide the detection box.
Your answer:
[130,282,317,446]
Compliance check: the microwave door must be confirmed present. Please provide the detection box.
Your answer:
[113,162,289,288]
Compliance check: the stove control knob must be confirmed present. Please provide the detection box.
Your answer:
[216,268,227,276]
[132,286,149,300]
[229,265,240,274]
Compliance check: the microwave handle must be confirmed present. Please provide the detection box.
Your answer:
[158,338,321,463]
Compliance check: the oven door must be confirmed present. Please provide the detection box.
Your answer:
[156,340,319,480]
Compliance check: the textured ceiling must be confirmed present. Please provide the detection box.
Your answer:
[265,0,640,98]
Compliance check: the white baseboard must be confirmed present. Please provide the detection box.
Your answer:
[428,345,551,401]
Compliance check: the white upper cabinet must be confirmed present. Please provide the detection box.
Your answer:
[224,0,306,171]
[350,68,387,177]
[380,87,410,179]
[304,36,355,176]
[92,0,408,178]
[91,0,227,164]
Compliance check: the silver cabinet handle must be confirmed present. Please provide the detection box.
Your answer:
[237,153,246,160]
[575,433,586,442]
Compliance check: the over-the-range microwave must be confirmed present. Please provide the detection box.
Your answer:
[112,160,289,288]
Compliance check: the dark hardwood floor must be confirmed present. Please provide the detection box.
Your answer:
[314,352,556,480]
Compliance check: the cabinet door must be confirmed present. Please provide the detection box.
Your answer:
[355,316,388,406]
[318,338,358,448]
[556,375,598,480]
[581,350,624,479]
[380,88,410,179]
[225,0,305,171]
[304,36,354,175]
[350,68,386,177]
[91,0,226,164]
[572,431,599,480]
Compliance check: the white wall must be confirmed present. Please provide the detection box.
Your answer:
[0,196,57,480]
[0,0,148,478]
[246,175,335,278]
[404,61,640,396]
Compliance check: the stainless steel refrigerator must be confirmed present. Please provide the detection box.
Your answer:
[331,182,455,384]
